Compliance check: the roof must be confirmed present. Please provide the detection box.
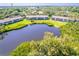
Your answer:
[52,16,69,19]
[0,20,6,23]
[52,16,79,21]
[0,16,23,23]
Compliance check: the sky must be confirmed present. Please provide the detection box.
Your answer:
[0,0,79,3]
[0,3,79,6]
[0,0,79,6]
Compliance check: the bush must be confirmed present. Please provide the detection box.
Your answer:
[11,32,78,56]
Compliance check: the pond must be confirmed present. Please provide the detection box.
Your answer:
[0,24,60,56]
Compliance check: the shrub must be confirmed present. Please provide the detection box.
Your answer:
[11,32,78,56]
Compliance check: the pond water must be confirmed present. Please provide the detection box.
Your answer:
[0,24,60,56]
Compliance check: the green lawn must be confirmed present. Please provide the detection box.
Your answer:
[0,19,67,33]
[32,19,67,28]
[50,20,67,27]
[5,19,32,30]
[0,19,32,33]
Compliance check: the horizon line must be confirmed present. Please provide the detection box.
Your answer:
[0,3,79,7]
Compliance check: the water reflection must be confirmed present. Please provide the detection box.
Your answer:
[0,33,7,40]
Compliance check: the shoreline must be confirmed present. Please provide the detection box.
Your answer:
[0,19,67,34]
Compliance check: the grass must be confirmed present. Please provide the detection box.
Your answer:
[10,25,79,56]
[0,19,67,33]
[32,19,67,28]
[0,19,32,33]
[5,19,32,30]
[50,20,67,27]
[11,32,78,56]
